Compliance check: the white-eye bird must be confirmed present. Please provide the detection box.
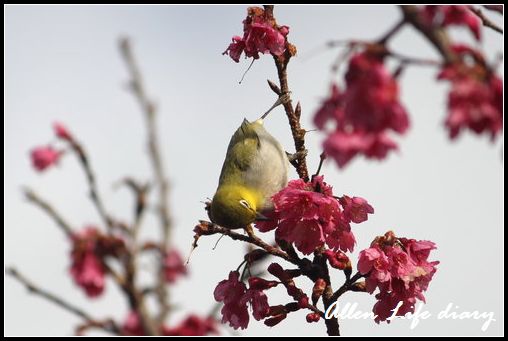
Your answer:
[209,102,289,230]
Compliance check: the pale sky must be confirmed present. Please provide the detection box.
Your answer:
[4,5,503,336]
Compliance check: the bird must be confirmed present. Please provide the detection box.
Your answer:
[209,97,289,230]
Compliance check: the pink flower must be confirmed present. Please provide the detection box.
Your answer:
[223,7,289,62]
[214,271,271,330]
[223,36,245,63]
[324,250,350,270]
[421,6,481,40]
[163,249,187,283]
[256,176,373,254]
[438,47,503,140]
[53,122,74,141]
[339,195,375,224]
[314,51,409,168]
[164,315,218,336]
[358,231,439,323]
[121,311,144,336]
[30,146,62,172]
[69,227,105,298]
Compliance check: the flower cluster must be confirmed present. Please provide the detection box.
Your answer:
[29,122,74,172]
[69,226,125,297]
[420,5,481,41]
[122,311,217,336]
[358,231,439,322]
[314,50,410,168]
[214,271,275,330]
[223,6,289,62]
[163,249,187,283]
[437,45,503,140]
[256,176,373,254]
[214,264,326,330]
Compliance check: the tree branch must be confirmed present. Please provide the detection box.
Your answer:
[6,267,120,335]
[70,140,115,231]
[400,5,457,64]
[470,6,503,34]
[23,187,73,237]
[118,37,179,332]
[194,221,293,263]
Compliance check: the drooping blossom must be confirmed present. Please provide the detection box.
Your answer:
[256,176,373,255]
[421,5,481,40]
[53,121,74,142]
[438,45,503,140]
[223,6,289,62]
[164,315,218,336]
[358,231,439,323]
[69,226,125,298]
[69,227,106,297]
[213,271,271,330]
[30,146,62,172]
[314,50,409,168]
[163,249,187,283]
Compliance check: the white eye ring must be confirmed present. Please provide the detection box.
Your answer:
[239,199,251,209]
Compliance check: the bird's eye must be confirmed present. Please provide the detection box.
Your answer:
[239,199,251,209]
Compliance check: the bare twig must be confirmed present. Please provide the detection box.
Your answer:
[23,187,73,237]
[470,6,503,34]
[483,5,503,14]
[70,141,115,231]
[6,267,120,335]
[119,37,171,329]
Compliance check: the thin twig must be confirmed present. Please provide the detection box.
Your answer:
[119,37,164,335]
[6,267,120,335]
[23,187,73,237]
[71,141,115,231]
[483,5,503,14]
[470,6,503,34]
[330,271,366,303]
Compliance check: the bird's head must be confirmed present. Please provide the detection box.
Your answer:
[209,185,263,229]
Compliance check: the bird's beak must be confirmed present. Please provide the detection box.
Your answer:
[255,212,271,221]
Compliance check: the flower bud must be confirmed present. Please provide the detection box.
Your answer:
[248,277,279,291]
[264,313,287,327]
[312,278,326,305]
[306,312,321,323]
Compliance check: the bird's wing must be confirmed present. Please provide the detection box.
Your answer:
[218,119,260,184]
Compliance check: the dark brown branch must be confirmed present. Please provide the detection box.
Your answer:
[23,187,73,237]
[71,141,115,231]
[377,18,406,44]
[330,271,366,303]
[194,221,292,263]
[272,58,309,181]
[470,6,503,34]
[119,37,172,329]
[400,5,457,64]
[6,267,120,335]
[483,5,503,14]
